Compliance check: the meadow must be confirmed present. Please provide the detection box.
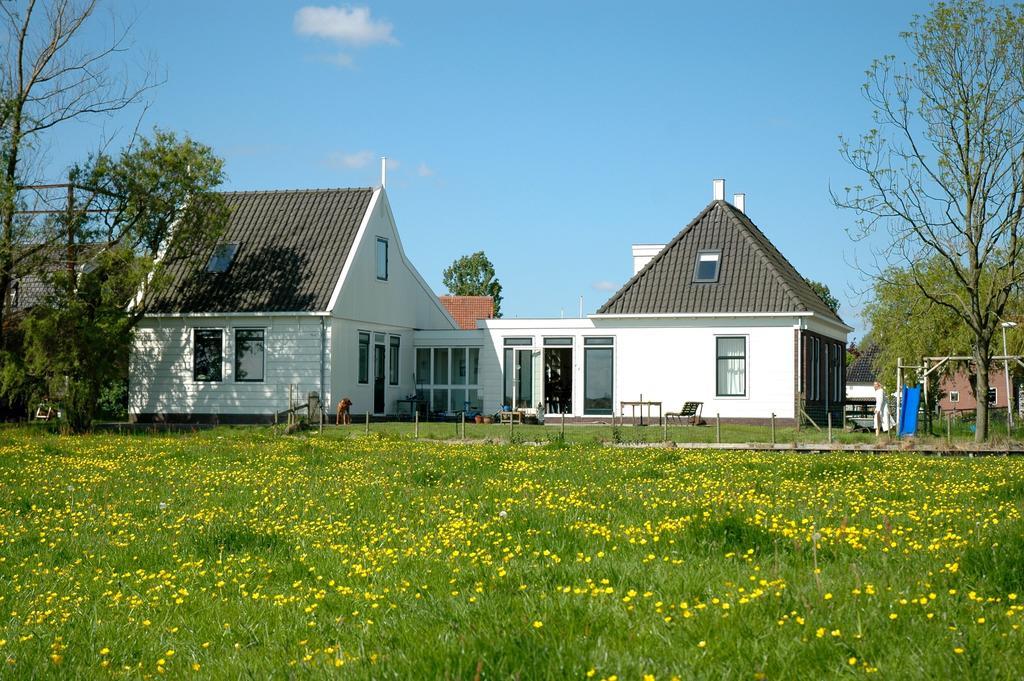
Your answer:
[0,429,1022,679]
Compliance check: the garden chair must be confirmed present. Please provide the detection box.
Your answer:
[666,401,703,425]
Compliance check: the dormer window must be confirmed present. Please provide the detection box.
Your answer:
[207,243,239,274]
[693,250,721,282]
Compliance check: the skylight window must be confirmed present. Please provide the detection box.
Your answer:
[206,243,239,274]
[693,250,721,282]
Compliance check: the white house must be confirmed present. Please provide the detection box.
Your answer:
[129,180,851,426]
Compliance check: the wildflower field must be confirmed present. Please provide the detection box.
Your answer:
[1,430,1022,679]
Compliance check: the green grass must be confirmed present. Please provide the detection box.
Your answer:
[0,429,1023,678]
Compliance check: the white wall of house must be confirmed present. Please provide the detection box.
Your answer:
[129,314,330,419]
[329,190,457,414]
[470,315,847,420]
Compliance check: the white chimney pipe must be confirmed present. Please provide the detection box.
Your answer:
[733,193,746,213]
[713,178,725,201]
[381,156,387,188]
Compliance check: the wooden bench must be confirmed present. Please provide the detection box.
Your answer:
[666,401,703,425]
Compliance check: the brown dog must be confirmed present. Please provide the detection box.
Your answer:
[336,398,353,425]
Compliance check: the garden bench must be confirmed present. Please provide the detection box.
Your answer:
[666,401,703,425]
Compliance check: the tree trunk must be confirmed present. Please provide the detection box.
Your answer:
[974,348,991,442]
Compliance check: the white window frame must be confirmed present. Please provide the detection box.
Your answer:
[715,334,749,399]
[949,390,960,403]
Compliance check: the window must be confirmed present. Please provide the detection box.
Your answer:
[376,238,388,280]
[504,347,534,408]
[416,348,431,384]
[584,337,614,415]
[206,243,239,273]
[452,348,467,385]
[988,388,998,406]
[358,331,370,384]
[467,348,480,384]
[693,250,721,282]
[193,329,223,382]
[544,337,573,346]
[416,345,483,413]
[389,335,400,385]
[504,337,532,346]
[716,336,746,397]
[433,348,449,385]
[950,391,960,403]
[234,329,265,382]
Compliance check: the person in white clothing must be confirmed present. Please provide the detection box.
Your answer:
[873,381,890,436]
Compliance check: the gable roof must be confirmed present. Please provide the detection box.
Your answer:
[596,200,846,325]
[148,188,374,314]
[847,344,880,383]
[439,295,494,329]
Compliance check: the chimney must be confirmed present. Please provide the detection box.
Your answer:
[632,244,665,274]
[713,178,725,201]
[381,156,387,188]
[733,193,746,213]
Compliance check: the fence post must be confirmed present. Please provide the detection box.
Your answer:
[415,410,419,439]
[510,415,514,441]
[319,406,323,435]
[365,411,369,435]
[716,413,721,444]
[461,412,465,440]
[946,412,951,445]
[663,416,668,443]
[771,413,776,445]
[827,412,833,444]
[561,412,565,439]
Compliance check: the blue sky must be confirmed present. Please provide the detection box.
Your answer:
[47,1,935,340]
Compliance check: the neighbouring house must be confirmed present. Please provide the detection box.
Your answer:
[439,296,494,330]
[937,366,1019,416]
[845,343,881,427]
[129,188,458,422]
[129,179,851,425]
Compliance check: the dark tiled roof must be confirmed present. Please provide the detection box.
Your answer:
[596,200,846,324]
[439,296,494,329]
[847,344,880,383]
[148,188,374,313]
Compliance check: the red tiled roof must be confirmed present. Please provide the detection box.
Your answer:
[439,296,494,330]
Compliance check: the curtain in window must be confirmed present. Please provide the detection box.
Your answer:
[716,337,746,396]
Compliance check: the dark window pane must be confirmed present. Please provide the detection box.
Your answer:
[584,347,613,415]
[206,243,239,273]
[584,336,614,346]
[467,348,480,384]
[544,337,573,346]
[503,337,532,346]
[452,348,467,385]
[235,329,264,382]
[358,332,370,384]
[376,239,388,280]
[389,335,400,385]
[193,329,223,382]
[694,251,721,282]
[416,348,431,384]
[434,348,449,385]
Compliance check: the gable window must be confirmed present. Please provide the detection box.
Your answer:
[206,243,239,273]
[716,336,746,397]
[389,335,400,385]
[376,238,389,281]
[693,250,721,283]
[235,329,265,382]
[193,329,223,382]
[949,390,960,403]
[358,331,370,384]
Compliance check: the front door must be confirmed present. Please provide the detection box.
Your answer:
[374,344,386,414]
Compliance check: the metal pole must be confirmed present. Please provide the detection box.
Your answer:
[319,405,323,434]
[771,413,776,445]
[415,410,419,439]
[365,411,369,434]
[1003,324,1013,431]
[716,413,721,443]
[896,359,902,435]
[461,412,465,440]
[828,412,833,444]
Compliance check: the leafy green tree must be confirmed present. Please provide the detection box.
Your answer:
[442,251,503,318]
[4,130,227,431]
[805,278,840,315]
[834,0,1024,441]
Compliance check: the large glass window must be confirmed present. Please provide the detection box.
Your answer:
[389,335,400,385]
[431,388,449,414]
[503,348,534,408]
[358,331,370,384]
[452,348,467,385]
[234,329,265,382]
[433,348,449,385]
[193,329,223,382]
[376,238,389,280]
[693,251,721,282]
[467,348,480,384]
[416,348,431,385]
[716,336,747,397]
[584,343,614,415]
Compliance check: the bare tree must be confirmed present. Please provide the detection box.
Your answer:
[0,0,154,347]
[834,0,1024,441]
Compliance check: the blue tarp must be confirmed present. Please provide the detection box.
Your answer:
[899,385,921,437]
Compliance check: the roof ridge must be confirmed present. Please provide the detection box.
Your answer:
[217,187,375,196]
[596,200,720,314]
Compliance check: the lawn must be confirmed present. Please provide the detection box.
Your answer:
[0,429,1022,679]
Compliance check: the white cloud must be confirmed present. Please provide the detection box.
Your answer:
[592,280,618,292]
[316,52,355,68]
[295,5,397,46]
[324,150,374,169]
[416,162,435,177]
